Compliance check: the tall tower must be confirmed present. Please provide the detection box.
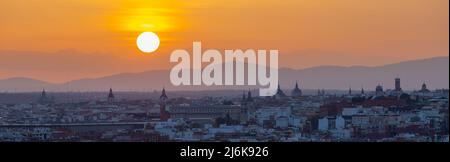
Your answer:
[41,89,47,100]
[274,84,287,98]
[291,81,302,97]
[38,89,53,104]
[247,90,253,102]
[395,77,402,91]
[107,88,115,103]
[42,89,47,97]
[159,88,170,121]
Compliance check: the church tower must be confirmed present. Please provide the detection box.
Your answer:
[395,77,402,92]
[348,86,352,95]
[38,89,54,104]
[274,84,287,98]
[247,90,253,102]
[159,88,170,121]
[291,81,302,97]
[107,88,115,103]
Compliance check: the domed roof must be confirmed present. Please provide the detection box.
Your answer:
[376,84,383,92]
[275,84,287,97]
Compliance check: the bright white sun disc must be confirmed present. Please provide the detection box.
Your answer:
[136,32,160,53]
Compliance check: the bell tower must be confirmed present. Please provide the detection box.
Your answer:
[159,88,170,121]
[107,88,115,103]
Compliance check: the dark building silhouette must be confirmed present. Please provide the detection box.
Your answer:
[419,82,431,93]
[107,88,115,103]
[41,89,47,100]
[376,84,384,96]
[159,88,170,121]
[274,84,287,98]
[38,89,54,104]
[391,77,404,97]
[317,89,325,96]
[291,81,302,97]
[247,90,253,102]
[395,77,402,92]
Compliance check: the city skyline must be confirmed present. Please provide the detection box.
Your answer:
[1,72,448,142]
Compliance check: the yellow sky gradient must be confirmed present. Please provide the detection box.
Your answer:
[0,0,448,83]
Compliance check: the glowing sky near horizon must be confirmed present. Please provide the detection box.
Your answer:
[0,0,448,82]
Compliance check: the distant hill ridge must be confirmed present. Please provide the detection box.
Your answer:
[0,56,448,92]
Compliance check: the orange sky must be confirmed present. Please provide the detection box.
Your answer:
[0,0,448,83]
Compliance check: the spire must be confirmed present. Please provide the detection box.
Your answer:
[361,85,365,95]
[247,90,253,102]
[275,84,286,97]
[108,88,114,98]
[395,76,402,91]
[159,87,170,121]
[39,88,53,104]
[41,89,47,98]
[291,81,302,97]
[348,86,352,95]
[107,88,115,103]
[160,87,168,100]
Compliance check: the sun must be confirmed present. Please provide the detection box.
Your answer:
[136,32,160,53]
